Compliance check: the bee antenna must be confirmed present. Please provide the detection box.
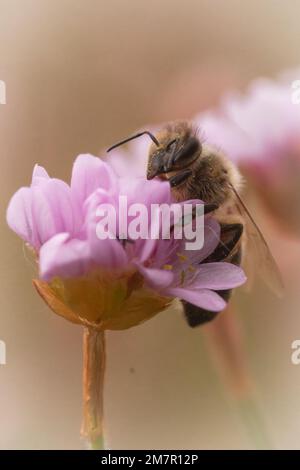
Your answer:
[107,131,160,152]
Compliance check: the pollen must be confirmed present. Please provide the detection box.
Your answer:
[188,265,196,273]
[177,253,188,263]
[163,264,173,270]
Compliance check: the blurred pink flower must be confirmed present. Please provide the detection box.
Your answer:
[197,70,300,234]
[198,77,300,171]
[7,154,246,329]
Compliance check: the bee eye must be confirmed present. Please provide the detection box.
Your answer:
[172,136,201,165]
[166,138,178,152]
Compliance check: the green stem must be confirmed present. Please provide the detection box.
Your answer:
[91,435,105,450]
[238,396,273,450]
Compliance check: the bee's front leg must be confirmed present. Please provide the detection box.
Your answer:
[169,169,193,188]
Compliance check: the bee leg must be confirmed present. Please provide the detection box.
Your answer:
[169,169,193,188]
[182,250,241,327]
[204,203,219,215]
[203,223,243,263]
[182,289,232,327]
[183,224,243,328]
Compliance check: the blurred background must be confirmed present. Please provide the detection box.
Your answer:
[1,0,300,449]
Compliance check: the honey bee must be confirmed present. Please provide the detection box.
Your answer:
[107,121,283,327]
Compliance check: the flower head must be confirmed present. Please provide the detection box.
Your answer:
[198,77,300,169]
[197,70,300,234]
[7,154,246,330]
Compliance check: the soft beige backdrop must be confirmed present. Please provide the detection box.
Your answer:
[1,0,300,449]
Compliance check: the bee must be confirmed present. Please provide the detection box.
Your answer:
[107,121,283,327]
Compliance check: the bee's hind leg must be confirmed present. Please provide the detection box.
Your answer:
[182,290,232,327]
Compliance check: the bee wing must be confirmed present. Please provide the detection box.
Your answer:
[231,185,284,297]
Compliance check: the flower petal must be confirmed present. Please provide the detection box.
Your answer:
[84,189,128,269]
[6,187,35,246]
[89,236,128,269]
[39,233,91,280]
[31,179,76,246]
[71,154,117,207]
[122,177,171,207]
[165,287,227,312]
[134,237,158,264]
[189,262,247,290]
[31,164,50,186]
[181,217,221,264]
[136,264,174,290]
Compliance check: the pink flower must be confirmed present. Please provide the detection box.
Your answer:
[197,76,300,171]
[197,70,300,234]
[7,154,246,329]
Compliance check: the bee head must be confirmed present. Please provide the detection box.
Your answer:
[106,123,202,186]
[147,132,201,181]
